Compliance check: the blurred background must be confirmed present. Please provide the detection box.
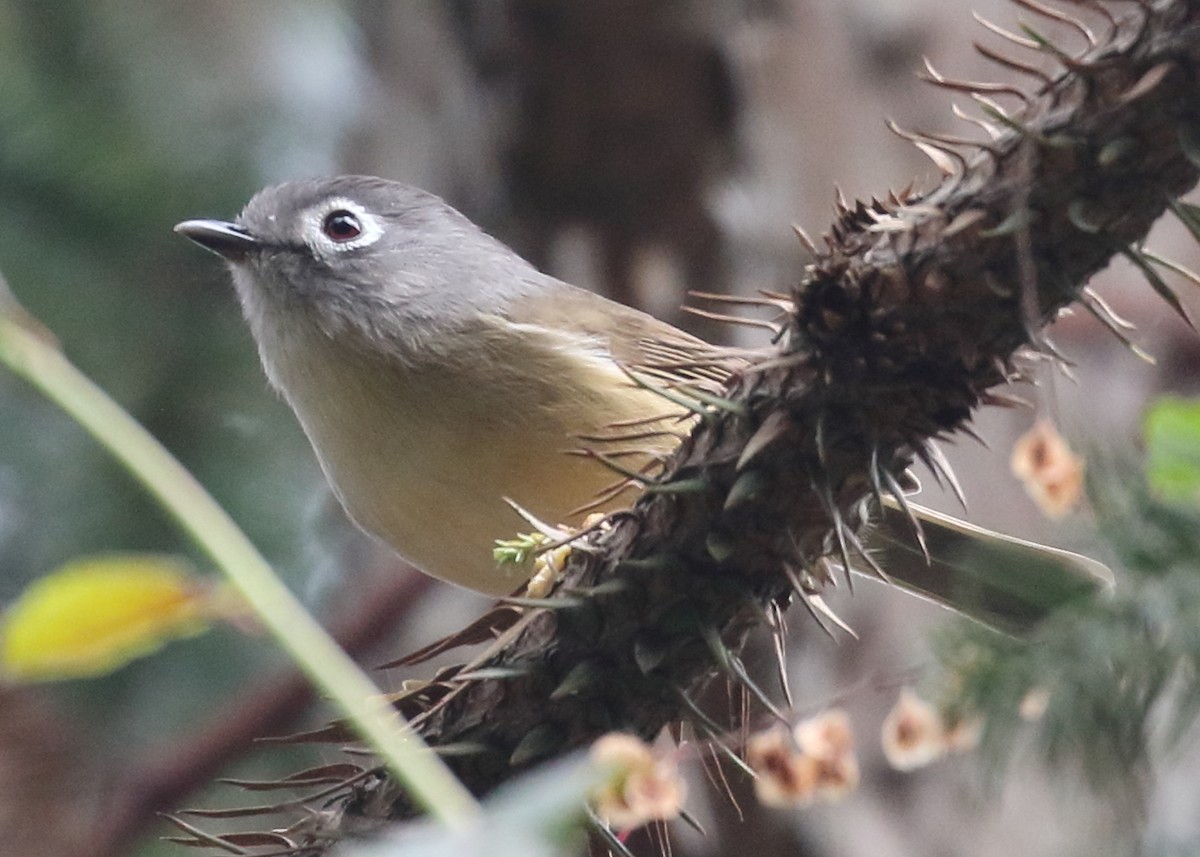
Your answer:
[2,1,1199,855]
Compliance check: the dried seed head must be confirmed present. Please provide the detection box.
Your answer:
[1011,419,1085,518]
[590,733,686,832]
[793,709,861,801]
[794,708,855,760]
[881,688,947,771]
[745,726,819,807]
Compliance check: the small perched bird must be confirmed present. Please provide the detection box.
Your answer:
[176,175,1110,631]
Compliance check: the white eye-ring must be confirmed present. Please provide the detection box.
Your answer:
[304,199,384,254]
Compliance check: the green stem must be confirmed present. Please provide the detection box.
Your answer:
[0,309,480,829]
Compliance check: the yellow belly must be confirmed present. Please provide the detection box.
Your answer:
[272,328,678,595]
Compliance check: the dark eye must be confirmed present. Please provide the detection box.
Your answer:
[322,209,363,242]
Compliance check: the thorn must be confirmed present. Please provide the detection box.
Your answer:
[676,686,728,735]
[1117,61,1174,105]
[434,742,492,758]
[452,665,534,682]
[944,208,990,238]
[682,304,781,334]
[724,469,767,511]
[587,809,640,857]
[704,728,758,779]
[706,530,736,563]
[574,578,630,598]
[973,41,1053,85]
[575,427,684,446]
[868,447,888,510]
[698,737,746,820]
[951,103,1004,141]
[1018,22,1082,67]
[500,497,572,542]
[1169,198,1200,242]
[973,11,1039,50]
[843,521,891,583]
[793,223,820,256]
[923,441,969,512]
[815,480,855,592]
[971,94,1027,134]
[919,56,1031,104]
[1061,0,1116,43]
[1097,137,1138,169]
[509,724,563,767]
[814,412,829,469]
[1011,0,1096,46]
[1081,287,1135,330]
[670,382,750,417]
[737,410,792,471]
[689,290,793,313]
[882,468,929,562]
[646,477,712,496]
[979,207,1036,238]
[914,140,966,178]
[920,127,1003,159]
[550,661,603,700]
[678,808,708,838]
[887,117,973,164]
[499,594,585,610]
[1079,293,1156,364]
[767,601,794,707]
[1143,248,1200,291]
[980,390,1031,409]
[806,591,859,639]
[1122,246,1196,331]
[958,422,991,448]
[619,367,717,419]
[573,448,656,485]
[834,184,849,213]
[783,565,836,640]
[1066,198,1106,233]
[158,815,251,854]
[634,634,669,675]
[568,477,637,516]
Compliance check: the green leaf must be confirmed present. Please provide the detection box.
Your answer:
[1144,397,1200,504]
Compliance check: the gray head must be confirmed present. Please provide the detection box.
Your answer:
[175,176,548,350]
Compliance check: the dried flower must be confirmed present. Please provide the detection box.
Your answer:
[811,750,861,800]
[794,709,860,801]
[1011,419,1085,518]
[590,733,685,831]
[881,688,946,771]
[745,726,819,807]
[794,708,854,759]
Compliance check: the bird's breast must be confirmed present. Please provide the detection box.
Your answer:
[264,327,677,595]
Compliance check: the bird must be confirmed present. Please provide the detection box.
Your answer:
[175,175,1111,633]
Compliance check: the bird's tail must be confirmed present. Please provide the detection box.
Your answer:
[866,500,1114,635]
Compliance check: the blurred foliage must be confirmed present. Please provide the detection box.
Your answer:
[931,399,1200,836]
[342,754,594,857]
[0,0,359,770]
[0,553,214,683]
[1144,397,1200,505]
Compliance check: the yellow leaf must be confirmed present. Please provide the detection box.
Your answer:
[1,554,213,682]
